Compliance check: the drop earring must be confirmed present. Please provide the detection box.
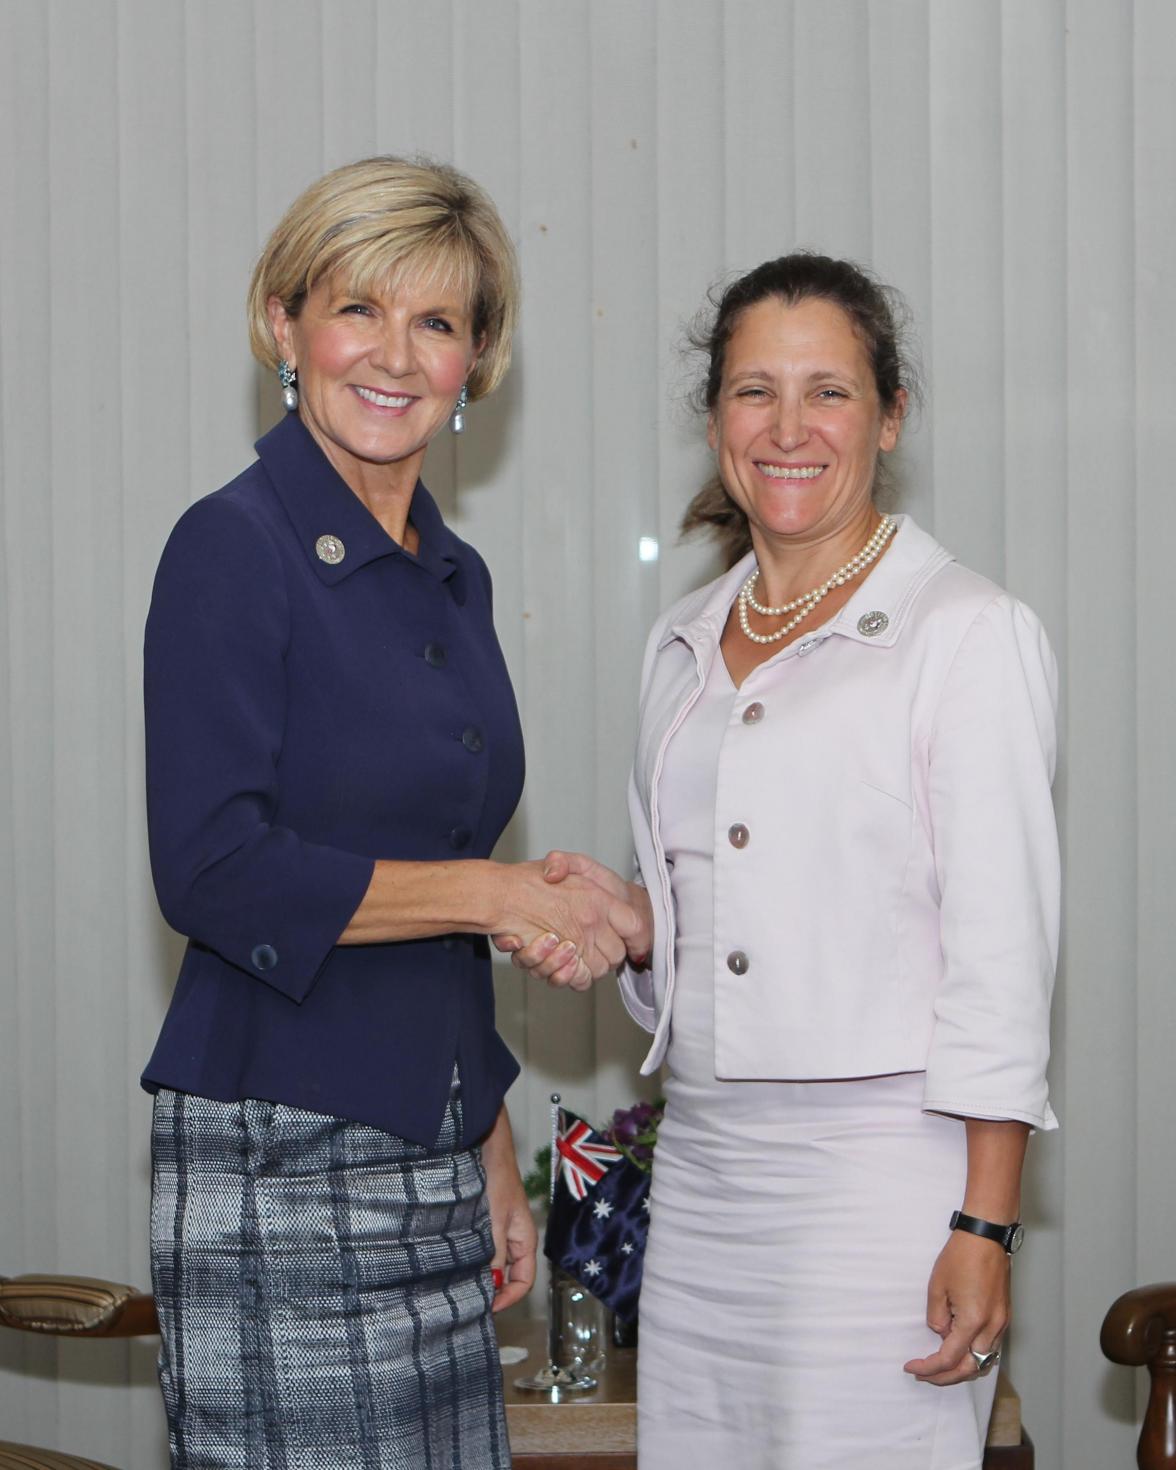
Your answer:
[278,360,298,412]
[452,384,469,434]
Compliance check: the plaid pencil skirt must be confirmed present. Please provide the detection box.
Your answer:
[149,1076,510,1470]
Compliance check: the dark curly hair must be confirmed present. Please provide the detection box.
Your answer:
[682,253,916,565]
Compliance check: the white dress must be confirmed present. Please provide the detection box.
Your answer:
[637,646,999,1470]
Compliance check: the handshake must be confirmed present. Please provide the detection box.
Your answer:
[491,851,653,993]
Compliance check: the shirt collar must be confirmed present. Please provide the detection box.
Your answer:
[255,412,461,587]
[661,515,954,655]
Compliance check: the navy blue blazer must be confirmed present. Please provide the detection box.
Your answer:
[141,413,524,1146]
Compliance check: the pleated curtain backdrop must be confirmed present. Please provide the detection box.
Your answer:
[1,2,1173,1466]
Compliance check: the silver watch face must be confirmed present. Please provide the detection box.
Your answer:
[1008,1223,1025,1254]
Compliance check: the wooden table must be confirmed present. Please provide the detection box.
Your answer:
[501,1319,636,1466]
[498,1319,1034,1468]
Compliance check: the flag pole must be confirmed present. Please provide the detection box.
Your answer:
[544,1093,563,1370]
[547,1091,560,1205]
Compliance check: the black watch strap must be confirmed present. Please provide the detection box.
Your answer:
[950,1210,1024,1255]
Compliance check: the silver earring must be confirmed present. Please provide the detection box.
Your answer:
[278,360,298,412]
[452,384,469,434]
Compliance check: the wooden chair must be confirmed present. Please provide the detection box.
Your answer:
[0,1275,159,1470]
[1101,1282,1176,1470]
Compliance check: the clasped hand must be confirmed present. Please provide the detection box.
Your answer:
[903,1230,1010,1386]
[493,851,653,991]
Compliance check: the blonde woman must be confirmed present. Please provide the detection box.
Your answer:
[142,157,650,1468]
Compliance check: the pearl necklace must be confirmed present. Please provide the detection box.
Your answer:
[736,514,897,645]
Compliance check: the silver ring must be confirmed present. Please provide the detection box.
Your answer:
[970,1346,1001,1375]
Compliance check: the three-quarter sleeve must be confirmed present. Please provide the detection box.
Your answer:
[921,594,1060,1129]
[615,838,657,1030]
[144,496,375,1003]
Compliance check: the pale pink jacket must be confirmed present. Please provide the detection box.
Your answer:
[619,516,1059,1130]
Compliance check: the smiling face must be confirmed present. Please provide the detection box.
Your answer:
[267,271,481,496]
[707,294,905,553]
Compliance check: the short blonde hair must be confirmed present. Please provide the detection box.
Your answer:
[247,156,519,400]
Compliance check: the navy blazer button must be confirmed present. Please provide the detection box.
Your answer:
[461,726,484,753]
[424,641,447,668]
[448,825,472,850]
[442,937,459,951]
[726,949,750,975]
[251,944,279,972]
[742,702,765,725]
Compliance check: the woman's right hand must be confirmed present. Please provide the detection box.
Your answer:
[493,858,646,993]
[494,852,653,989]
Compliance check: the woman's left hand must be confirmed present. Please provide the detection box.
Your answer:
[481,1105,538,1314]
[902,1231,1010,1385]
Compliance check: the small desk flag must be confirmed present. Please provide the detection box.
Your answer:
[543,1107,652,1323]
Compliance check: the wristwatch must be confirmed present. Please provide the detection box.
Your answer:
[950,1210,1024,1255]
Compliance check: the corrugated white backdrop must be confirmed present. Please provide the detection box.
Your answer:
[1,2,1173,1466]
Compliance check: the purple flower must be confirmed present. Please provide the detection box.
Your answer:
[603,1099,665,1174]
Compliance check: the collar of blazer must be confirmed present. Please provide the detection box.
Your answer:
[659,514,955,656]
[254,411,462,590]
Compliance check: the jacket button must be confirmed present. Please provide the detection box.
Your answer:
[461,725,484,753]
[742,702,765,725]
[442,937,459,952]
[728,823,750,849]
[726,950,750,975]
[448,825,472,850]
[424,641,447,668]
[251,944,278,972]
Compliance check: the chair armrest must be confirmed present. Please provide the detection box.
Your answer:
[0,1275,158,1337]
[0,1440,123,1469]
[1101,1282,1176,1470]
[1100,1282,1176,1366]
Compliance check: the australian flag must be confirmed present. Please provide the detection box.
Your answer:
[544,1108,651,1323]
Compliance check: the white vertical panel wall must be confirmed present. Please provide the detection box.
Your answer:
[998,4,1071,1459]
[1,3,1172,1466]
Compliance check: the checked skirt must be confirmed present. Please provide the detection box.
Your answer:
[149,1076,510,1470]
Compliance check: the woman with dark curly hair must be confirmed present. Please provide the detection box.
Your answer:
[519,254,1057,1468]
